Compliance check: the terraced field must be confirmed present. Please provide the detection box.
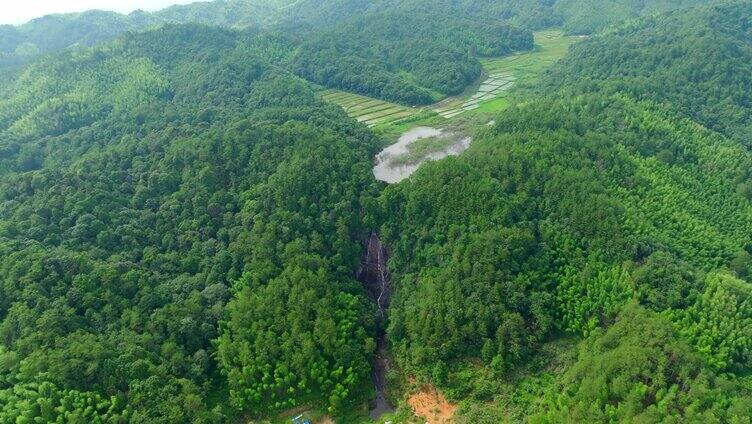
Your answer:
[481,30,581,86]
[320,31,581,126]
[433,30,581,118]
[319,90,419,126]
[433,71,516,118]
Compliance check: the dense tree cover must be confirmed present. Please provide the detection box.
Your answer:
[0,23,381,421]
[273,0,559,34]
[531,303,752,423]
[292,11,533,105]
[3,0,705,103]
[0,381,126,423]
[553,0,707,34]
[1,0,537,106]
[669,272,752,372]
[3,1,752,422]
[545,1,752,146]
[0,0,713,72]
[378,90,752,416]
[378,3,752,421]
[277,0,709,35]
[155,0,296,28]
[0,0,299,72]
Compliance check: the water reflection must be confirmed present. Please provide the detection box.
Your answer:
[373,126,471,183]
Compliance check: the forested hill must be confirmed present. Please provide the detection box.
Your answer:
[2,0,752,423]
[544,0,752,147]
[375,1,752,422]
[0,24,382,421]
[0,1,536,106]
[1,0,712,81]
[552,0,708,33]
[0,0,296,71]
[291,12,533,104]
[276,0,710,33]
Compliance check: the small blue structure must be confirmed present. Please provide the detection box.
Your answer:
[292,414,312,424]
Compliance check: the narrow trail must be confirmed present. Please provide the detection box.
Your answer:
[357,232,394,420]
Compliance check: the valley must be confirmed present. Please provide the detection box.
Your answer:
[358,30,583,187]
[1,1,751,424]
[318,90,419,127]
[321,30,580,133]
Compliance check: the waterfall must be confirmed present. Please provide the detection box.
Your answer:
[360,232,394,420]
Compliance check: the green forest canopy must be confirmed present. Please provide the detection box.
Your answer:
[1,0,752,423]
[0,24,381,422]
[377,2,752,421]
[0,0,711,85]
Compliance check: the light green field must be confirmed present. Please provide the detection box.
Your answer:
[319,90,420,126]
[434,30,582,118]
[474,97,511,114]
[480,30,583,88]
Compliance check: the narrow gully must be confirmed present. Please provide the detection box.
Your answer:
[357,232,394,420]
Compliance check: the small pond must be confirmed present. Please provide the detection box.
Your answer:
[373,126,471,183]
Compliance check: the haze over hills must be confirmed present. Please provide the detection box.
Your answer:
[1,0,752,423]
[0,0,710,72]
[0,0,297,71]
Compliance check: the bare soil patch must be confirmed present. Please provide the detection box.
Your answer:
[407,386,457,424]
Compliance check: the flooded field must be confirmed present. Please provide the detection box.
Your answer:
[373,126,471,183]
[434,71,516,118]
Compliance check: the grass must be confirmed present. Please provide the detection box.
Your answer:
[320,30,582,134]
[424,30,581,121]
[474,97,511,114]
[370,110,445,143]
[357,107,407,122]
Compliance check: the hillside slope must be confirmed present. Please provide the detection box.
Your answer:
[1,1,752,423]
[545,1,752,146]
[0,0,297,71]
[553,0,708,33]
[291,11,533,104]
[0,24,380,422]
[1,0,712,77]
[378,2,752,421]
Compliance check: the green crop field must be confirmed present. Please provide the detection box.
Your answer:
[320,31,581,130]
[319,89,419,126]
[480,30,583,88]
[433,30,582,119]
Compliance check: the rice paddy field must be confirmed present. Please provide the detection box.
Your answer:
[480,30,582,88]
[431,71,516,118]
[318,90,419,126]
[433,30,582,118]
[319,30,582,132]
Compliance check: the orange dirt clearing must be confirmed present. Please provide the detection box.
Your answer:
[407,386,457,424]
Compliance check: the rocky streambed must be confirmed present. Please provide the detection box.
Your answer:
[358,233,394,420]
